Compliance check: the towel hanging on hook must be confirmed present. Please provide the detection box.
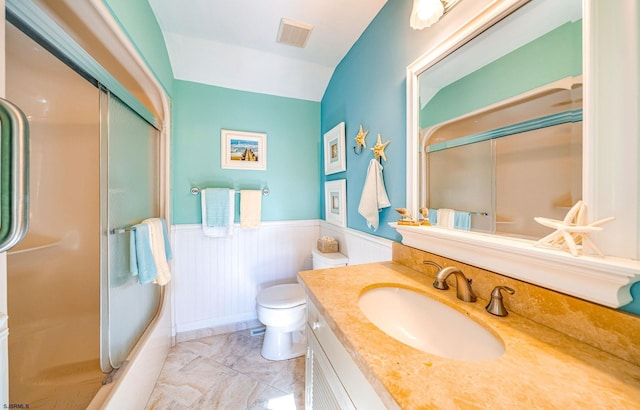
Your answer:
[358,158,391,230]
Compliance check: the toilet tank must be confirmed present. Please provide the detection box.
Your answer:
[311,248,348,269]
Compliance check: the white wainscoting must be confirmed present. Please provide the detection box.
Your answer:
[320,222,393,265]
[171,220,393,337]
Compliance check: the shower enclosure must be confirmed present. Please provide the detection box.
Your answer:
[4,17,163,408]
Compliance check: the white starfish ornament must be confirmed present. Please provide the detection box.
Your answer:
[534,200,614,257]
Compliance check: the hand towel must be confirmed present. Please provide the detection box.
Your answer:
[358,158,391,231]
[240,190,262,228]
[201,188,235,237]
[428,208,438,225]
[205,188,231,226]
[437,208,455,229]
[130,223,158,284]
[142,218,172,286]
[453,211,471,231]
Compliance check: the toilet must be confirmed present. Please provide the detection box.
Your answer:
[255,249,348,360]
[311,248,349,269]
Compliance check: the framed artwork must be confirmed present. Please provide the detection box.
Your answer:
[323,122,346,175]
[221,129,267,170]
[325,179,346,227]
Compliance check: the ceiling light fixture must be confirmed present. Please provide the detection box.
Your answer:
[410,0,461,30]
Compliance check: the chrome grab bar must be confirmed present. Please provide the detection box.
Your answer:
[0,98,29,252]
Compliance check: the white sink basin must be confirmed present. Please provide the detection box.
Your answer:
[358,286,504,361]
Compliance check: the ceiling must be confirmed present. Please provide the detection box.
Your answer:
[148,0,388,102]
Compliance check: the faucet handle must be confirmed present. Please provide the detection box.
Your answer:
[424,261,449,289]
[485,286,515,317]
[423,260,442,270]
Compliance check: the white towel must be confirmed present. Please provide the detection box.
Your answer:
[437,208,455,229]
[240,190,262,228]
[358,159,391,230]
[142,218,172,286]
[201,188,235,237]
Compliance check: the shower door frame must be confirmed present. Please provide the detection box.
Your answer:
[0,0,9,404]
[1,0,173,405]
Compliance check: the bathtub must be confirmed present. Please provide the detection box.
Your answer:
[87,287,172,409]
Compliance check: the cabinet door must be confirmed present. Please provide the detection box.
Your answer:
[306,325,355,410]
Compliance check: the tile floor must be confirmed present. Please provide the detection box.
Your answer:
[145,330,305,409]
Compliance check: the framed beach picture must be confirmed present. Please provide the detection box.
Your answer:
[325,179,346,227]
[323,122,346,175]
[221,129,267,170]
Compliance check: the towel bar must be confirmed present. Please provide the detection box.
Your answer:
[190,186,270,197]
[111,227,134,235]
[111,217,168,234]
[423,208,489,217]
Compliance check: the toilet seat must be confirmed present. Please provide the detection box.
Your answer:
[257,284,305,309]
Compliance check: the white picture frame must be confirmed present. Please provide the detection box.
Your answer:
[221,129,267,170]
[323,122,346,175]
[325,179,346,227]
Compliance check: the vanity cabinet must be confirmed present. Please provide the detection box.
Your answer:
[305,326,355,409]
[305,297,388,410]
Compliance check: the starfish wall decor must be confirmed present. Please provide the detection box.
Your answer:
[371,134,390,162]
[354,124,369,154]
[534,200,614,256]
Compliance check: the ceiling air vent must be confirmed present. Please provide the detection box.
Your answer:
[277,18,313,48]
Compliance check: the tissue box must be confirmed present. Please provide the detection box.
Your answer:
[317,237,339,253]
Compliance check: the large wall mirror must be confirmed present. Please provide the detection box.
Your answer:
[401,0,640,311]
[418,0,582,238]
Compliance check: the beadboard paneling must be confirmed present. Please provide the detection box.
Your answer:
[320,222,393,265]
[171,220,393,334]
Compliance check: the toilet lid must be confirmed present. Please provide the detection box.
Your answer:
[257,284,306,308]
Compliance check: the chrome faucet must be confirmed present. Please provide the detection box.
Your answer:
[423,261,477,302]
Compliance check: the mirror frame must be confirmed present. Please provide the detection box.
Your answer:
[401,0,640,308]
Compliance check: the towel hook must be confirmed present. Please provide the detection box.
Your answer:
[354,124,369,156]
[371,133,390,163]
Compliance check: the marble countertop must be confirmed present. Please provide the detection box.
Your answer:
[298,262,640,409]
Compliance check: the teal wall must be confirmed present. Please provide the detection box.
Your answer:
[624,285,640,315]
[422,21,582,127]
[103,0,174,96]
[172,80,321,224]
[321,0,438,241]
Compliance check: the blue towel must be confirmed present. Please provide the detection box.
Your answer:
[454,211,471,231]
[129,224,158,284]
[205,188,231,227]
[160,218,172,260]
[428,209,438,225]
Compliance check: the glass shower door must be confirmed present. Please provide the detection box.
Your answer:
[5,21,103,407]
[5,20,164,406]
[101,91,161,370]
